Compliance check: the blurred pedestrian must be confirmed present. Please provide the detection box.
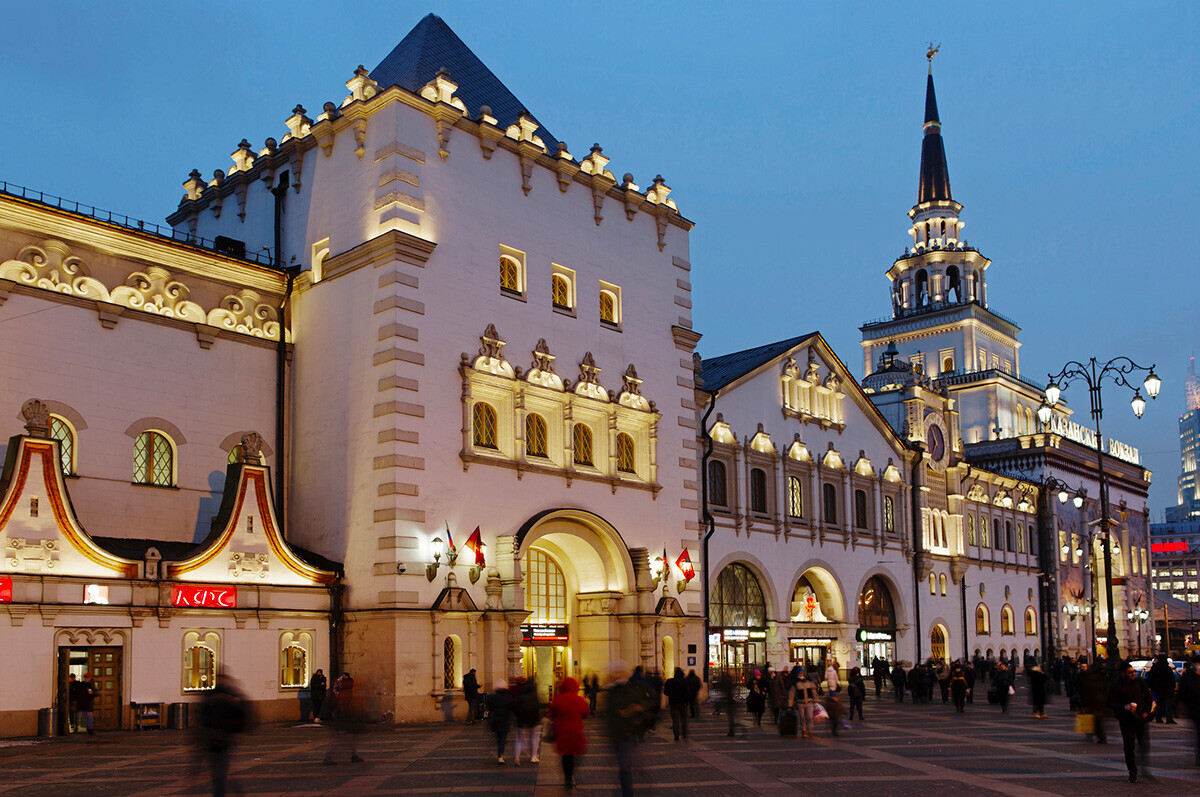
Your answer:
[685,669,701,718]
[486,679,515,764]
[604,661,643,797]
[663,667,690,741]
[1076,660,1109,744]
[324,673,365,765]
[992,661,1014,714]
[747,670,767,726]
[767,666,785,725]
[199,677,249,797]
[825,658,840,695]
[584,674,600,714]
[890,662,906,703]
[950,661,967,713]
[937,660,951,703]
[309,669,327,721]
[1177,653,1200,765]
[788,667,817,739]
[1148,654,1177,725]
[74,673,97,735]
[548,677,589,790]
[872,657,887,698]
[847,666,866,721]
[1108,662,1153,782]
[717,671,737,737]
[1028,663,1048,719]
[513,677,542,765]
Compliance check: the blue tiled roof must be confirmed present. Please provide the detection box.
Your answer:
[699,333,817,393]
[371,13,559,151]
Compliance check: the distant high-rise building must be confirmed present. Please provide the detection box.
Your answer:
[1166,359,1200,522]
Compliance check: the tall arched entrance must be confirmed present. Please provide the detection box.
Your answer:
[930,625,948,663]
[516,509,635,698]
[856,575,898,664]
[709,563,767,685]
[788,567,844,672]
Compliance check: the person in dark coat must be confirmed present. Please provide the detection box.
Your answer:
[964,662,976,704]
[604,663,644,797]
[663,667,690,741]
[309,669,327,721]
[1177,654,1200,765]
[937,661,951,704]
[906,664,921,703]
[1147,654,1177,724]
[486,680,516,764]
[548,677,589,790]
[685,670,702,718]
[199,677,250,797]
[1028,664,1048,718]
[746,670,767,726]
[767,666,786,725]
[872,657,887,698]
[324,673,365,765]
[75,673,97,734]
[992,662,1014,714]
[462,668,480,724]
[717,671,737,737]
[846,667,866,721]
[890,662,906,702]
[1109,661,1154,782]
[950,661,967,713]
[584,674,600,714]
[1076,661,1109,744]
[513,678,543,765]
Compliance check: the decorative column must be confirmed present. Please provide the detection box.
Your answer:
[495,534,529,680]
[631,547,655,670]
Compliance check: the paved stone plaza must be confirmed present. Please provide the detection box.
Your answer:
[4,691,1200,796]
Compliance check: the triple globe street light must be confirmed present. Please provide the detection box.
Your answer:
[1036,357,1161,673]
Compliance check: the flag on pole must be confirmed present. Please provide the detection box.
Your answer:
[445,521,455,552]
[464,526,485,565]
[675,548,695,583]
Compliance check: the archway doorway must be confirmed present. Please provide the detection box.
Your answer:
[710,563,767,686]
[857,575,898,664]
[789,568,843,673]
[662,636,675,674]
[930,625,947,663]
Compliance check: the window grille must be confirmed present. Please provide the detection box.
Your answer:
[552,274,570,309]
[526,549,566,623]
[48,415,74,475]
[526,414,548,458]
[616,433,635,473]
[134,431,173,485]
[708,461,727,506]
[443,637,458,689]
[572,423,593,466]
[709,563,766,627]
[884,496,895,533]
[787,476,803,518]
[472,403,498,449]
[500,256,520,293]
[599,291,616,324]
[281,645,307,687]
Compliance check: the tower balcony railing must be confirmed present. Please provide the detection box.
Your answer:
[0,180,275,267]
[861,299,1020,329]
[933,367,1047,393]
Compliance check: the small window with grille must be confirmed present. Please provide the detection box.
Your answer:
[616,432,635,473]
[134,431,174,486]
[525,413,548,458]
[472,403,499,450]
[573,423,593,466]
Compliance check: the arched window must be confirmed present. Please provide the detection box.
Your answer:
[552,274,571,309]
[931,625,947,661]
[993,519,1001,549]
[472,403,498,450]
[1006,521,1014,552]
[710,563,766,627]
[939,573,947,595]
[976,604,991,634]
[281,644,307,688]
[854,489,868,528]
[1017,524,1025,553]
[616,433,635,473]
[884,495,895,533]
[499,255,521,293]
[599,289,618,325]
[1027,525,1036,554]
[525,549,566,623]
[967,514,976,546]
[1001,604,1015,635]
[134,431,174,486]
[1025,607,1037,636]
[858,576,896,629]
[183,631,219,691]
[749,468,767,513]
[822,483,837,524]
[942,355,954,373]
[48,414,76,476]
[525,413,548,458]
[787,476,803,518]
[915,269,929,306]
[929,573,937,595]
[708,460,727,507]
[227,445,244,464]
[980,515,990,548]
[444,636,462,690]
[572,423,594,466]
[790,574,833,622]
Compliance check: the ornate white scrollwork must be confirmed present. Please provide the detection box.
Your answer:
[0,240,109,300]
[206,289,281,339]
[110,266,206,322]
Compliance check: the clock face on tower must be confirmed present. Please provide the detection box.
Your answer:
[922,412,950,473]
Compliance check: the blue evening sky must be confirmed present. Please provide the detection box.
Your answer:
[1,1,1195,514]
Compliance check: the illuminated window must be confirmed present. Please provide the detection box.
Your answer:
[599,281,621,327]
[822,483,837,524]
[858,576,897,629]
[572,423,593,466]
[1059,531,1067,562]
[526,548,566,623]
[183,631,219,692]
[750,468,767,513]
[884,496,895,534]
[976,604,990,634]
[1071,534,1080,564]
[526,413,548,458]
[854,489,868,528]
[710,563,767,627]
[929,573,937,595]
[1024,608,1037,635]
[134,431,174,486]
[48,415,76,476]
[227,445,244,464]
[939,574,947,595]
[1001,605,1015,635]
[980,515,990,548]
[279,632,313,688]
[500,255,522,294]
[787,476,803,518]
[708,461,728,507]
[616,433,635,473]
[443,636,462,690]
[968,514,976,546]
[1017,524,1025,553]
[472,403,498,450]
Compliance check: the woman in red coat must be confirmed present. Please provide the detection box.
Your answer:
[548,676,589,790]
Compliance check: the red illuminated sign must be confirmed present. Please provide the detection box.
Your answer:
[170,585,237,608]
[1151,542,1188,554]
[0,576,11,603]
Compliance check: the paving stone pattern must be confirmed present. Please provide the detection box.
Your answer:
[3,692,1200,795]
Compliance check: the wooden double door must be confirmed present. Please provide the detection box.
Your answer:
[57,647,122,732]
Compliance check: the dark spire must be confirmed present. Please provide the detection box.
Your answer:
[917,70,952,204]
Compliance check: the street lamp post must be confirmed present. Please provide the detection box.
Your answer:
[1039,357,1161,675]
[1126,608,1149,656]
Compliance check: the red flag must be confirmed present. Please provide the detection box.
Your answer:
[675,548,695,583]
[464,526,485,565]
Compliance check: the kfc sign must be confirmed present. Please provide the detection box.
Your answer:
[0,576,11,603]
[1151,541,1188,554]
[170,585,237,608]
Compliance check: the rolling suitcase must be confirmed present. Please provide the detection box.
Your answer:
[779,709,798,737]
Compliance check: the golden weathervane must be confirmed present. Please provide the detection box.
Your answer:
[927,42,941,62]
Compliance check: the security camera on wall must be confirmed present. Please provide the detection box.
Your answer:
[396,562,407,575]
